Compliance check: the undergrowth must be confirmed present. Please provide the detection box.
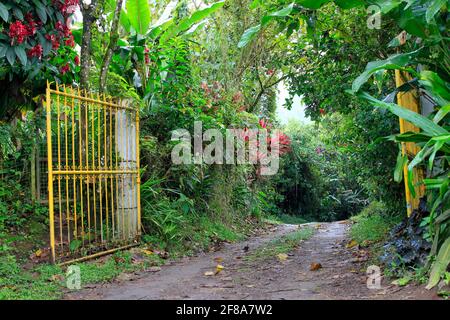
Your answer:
[350,201,402,245]
[0,250,163,300]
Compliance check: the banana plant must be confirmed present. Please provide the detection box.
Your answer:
[356,69,449,289]
[112,1,225,99]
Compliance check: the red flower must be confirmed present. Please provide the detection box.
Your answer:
[9,21,29,45]
[144,47,150,64]
[60,63,70,75]
[25,13,34,23]
[65,35,75,47]
[28,44,43,59]
[270,132,291,155]
[259,118,269,129]
[27,20,38,36]
[319,108,326,116]
[74,56,80,65]
[55,21,65,32]
[46,34,60,50]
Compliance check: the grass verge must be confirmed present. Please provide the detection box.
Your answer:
[265,214,310,225]
[245,226,314,262]
[350,214,402,245]
[0,250,163,300]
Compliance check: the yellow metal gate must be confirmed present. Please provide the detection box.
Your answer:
[45,82,141,263]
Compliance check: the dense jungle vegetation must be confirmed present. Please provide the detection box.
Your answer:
[0,0,449,299]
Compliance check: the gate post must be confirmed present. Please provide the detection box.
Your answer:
[115,100,138,239]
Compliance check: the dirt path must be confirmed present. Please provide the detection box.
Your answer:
[67,222,437,300]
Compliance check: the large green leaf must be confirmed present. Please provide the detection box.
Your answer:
[160,1,225,44]
[14,46,27,66]
[33,0,47,24]
[0,3,9,22]
[434,105,450,124]
[119,9,131,33]
[359,92,449,137]
[373,0,403,14]
[394,150,407,182]
[419,70,450,106]
[351,50,420,93]
[238,25,262,48]
[5,48,15,66]
[334,0,364,9]
[425,0,446,23]
[261,3,295,26]
[427,237,450,289]
[296,0,331,9]
[238,2,295,48]
[126,0,151,35]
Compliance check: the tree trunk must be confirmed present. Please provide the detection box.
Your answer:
[99,0,123,94]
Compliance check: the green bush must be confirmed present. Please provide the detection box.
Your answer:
[350,202,402,244]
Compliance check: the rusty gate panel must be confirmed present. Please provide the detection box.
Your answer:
[45,82,141,263]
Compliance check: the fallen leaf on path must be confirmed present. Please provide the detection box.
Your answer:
[277,253,288,262]
[49,274,64,282]
[35,249,43,257]
[214,257,223,263]
[141,249,153,256]
[310,262,322,271]
[204,271,215,277]
[346,240,358,249]
[215,264,225,275]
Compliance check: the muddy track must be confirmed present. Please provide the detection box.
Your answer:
[66,222,437,300]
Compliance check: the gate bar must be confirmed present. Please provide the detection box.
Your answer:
[46,82,56,263]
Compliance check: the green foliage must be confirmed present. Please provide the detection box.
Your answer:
[126,0,151,35]
[0,251,161,300]
[350,201,402,244]
[276,116,402,222]
[348,0,449,287]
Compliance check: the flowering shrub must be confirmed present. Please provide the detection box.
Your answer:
[0,0,79,82]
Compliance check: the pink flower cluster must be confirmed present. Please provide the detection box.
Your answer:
[239,118,291,164]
